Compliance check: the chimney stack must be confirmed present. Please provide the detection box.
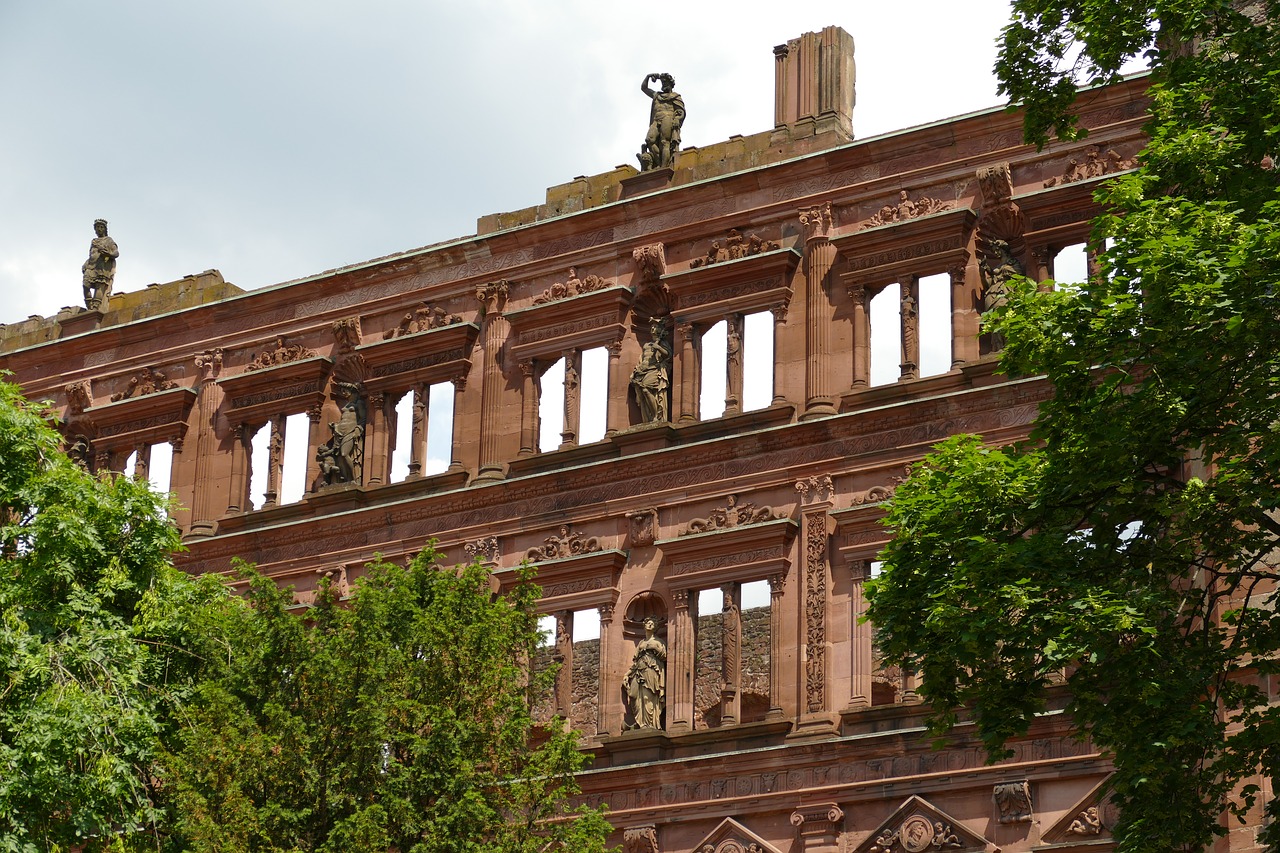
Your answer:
[773,26,855,142]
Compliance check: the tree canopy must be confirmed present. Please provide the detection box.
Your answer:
[161,553,613,853]
[866,2,1280,851]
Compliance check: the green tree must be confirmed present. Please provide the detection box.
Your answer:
[866,2,1280,851]
[162,552,613,853]
[0,377,232,851]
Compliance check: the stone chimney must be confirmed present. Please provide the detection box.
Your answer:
[772,26,855,143]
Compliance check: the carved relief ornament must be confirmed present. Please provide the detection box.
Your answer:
[1044,144,1138,187]
[690,229,781,268]
[383,302,462,339]
[795,474,834,504]
[525,525,602,562]
[246,336,315,370]
[683,494,777,535]
[628,507,659,547]
[863,190,953,228]
[464,536,500,563]
[993,780,1032,824]
[331,317,362,353]
[624,824,659,853]
[532,267,613,304]
[798,201,833,242]
[110,367,178,402]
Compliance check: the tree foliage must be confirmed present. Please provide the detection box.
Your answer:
[161,552,613,853]
[0,377,231,851]
[867,2,1280,851]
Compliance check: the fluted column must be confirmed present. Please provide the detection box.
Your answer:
[261,415,284,508]
[518,360,537,457]
[848,560,873,710]
[848,283,869,388]
[724,314,744,416]
[475,281,509,482]
[597,603,617,735]
[899,276,920,381]
[668,588,696,732]
[767,572,787,719]
[675,322,698,423]
[721,582,742,726]
[604,339,626,437]
[800,202,836,419]
[560,349,581,449]
[407,386,427,479]
[770,303,788,406]
[187,349,223,537]
[366,392,388,486]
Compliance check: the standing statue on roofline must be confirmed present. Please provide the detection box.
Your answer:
[638,72,685,171]
[82,218,118,312]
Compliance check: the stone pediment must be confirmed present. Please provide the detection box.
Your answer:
[857,795,987,853]
[355,320,479,393]
[85,385,197,449]
[663,245,797,324]
[217,355,332,424]
[1038,778,1114,847]
[693,816,784,853]
[505,284,634,362]
[493,548,626,612]
[834,206,975,284]
[656,517,796,587]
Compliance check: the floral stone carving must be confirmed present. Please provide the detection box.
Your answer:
[993,780,1032,823]
[245,336,316,371]
[532,267,613,305]
[111,367,177,402]
[684,494,776,535]
[690,229,780,268]
[383,303,462,339]
[525,525,601,562]
[623,824,659,853]
[863,190,953,228]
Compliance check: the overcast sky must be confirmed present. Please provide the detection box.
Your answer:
[0,1,1027,326]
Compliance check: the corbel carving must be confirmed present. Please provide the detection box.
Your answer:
[795,475,834,504]
[993,780,1032,824]
[476,280,509,316]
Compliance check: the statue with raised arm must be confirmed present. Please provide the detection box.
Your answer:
[638,73,685,171]
[623,617,667,730]
[631,317,671,423]
[82,219,119,311]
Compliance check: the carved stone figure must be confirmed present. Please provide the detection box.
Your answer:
[638,72,685,171]
[525,525,601,562]
[383,303,462,339]
[82,219,118,311]
[624,616,667,730]
[623,824,659,853]
[1044,145,1139,187]
[684,494,776,535]
[316,382,366,486]
[1068,806,1103,835]
[690,229,780,268]
[631,317,671,423]
[111,367,177,402]
[532,267,612,305]
[977,236,1025,352]
[246,336,316,371]
[863,191,953,228]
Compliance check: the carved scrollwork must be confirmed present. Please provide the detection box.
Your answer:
[532,267,613,304]
[689,229,780,268]
[382,303,462,339]
[993,780,1032,824]
[795,475,834,504]
[1044,145,1138,187]
[110,367,177,402]
[464,536,500,564]
[525,525,601,562]
[863,190,953,228]
[246,336,315,370]
[624,824,659,853]
[65,379,92,414]
[798,202,833,242]
[683,495,776,535]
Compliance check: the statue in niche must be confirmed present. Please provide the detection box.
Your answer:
[316,382,366,486]
[630,317,671,423]
[82,219,119,311]
[978,236,1025,352]
[638,73,685,171]
[623,617,667,730]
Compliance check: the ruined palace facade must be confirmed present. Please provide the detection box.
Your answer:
[1,29,1179,853]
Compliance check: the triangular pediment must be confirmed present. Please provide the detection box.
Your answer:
[1039,778,1114,846]
[694,817,784,853]
[856,795,987,853]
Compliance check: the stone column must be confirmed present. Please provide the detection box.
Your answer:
[848,282,869,388]
[1032,246,1054,291]
[132,443,151,483]
[518,360,537,457]
[767,572,787,719]
[848,560,873,709]
[604,338,626,437]
[475,281,509,482]
[365,392,388,486]
[305,404,323,491]
[899,276,920,381]
[560,349,581,449]
[227,423,249,514]
[597,603,617,736]
[724,314,744,416]
[796,475,835,731]
[262,415,285,508]
[447,374,467,474]
[554,610,574,720]
[187,349,223,537]
[950,262,980,368]
[800,203,837,419]
[668,588,696,732]
[407,386,427,479]
[721,582,742,726]
[770,303,788,406]
[675,321,698,423]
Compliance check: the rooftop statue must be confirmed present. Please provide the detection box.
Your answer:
[82,219,118,312]
[638,73,685,171]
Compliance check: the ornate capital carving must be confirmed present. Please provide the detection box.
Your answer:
[798,201,833,242]
[672,588,691,610]
[768,572,787,596]
[476,280,509,316]
[331,317,362,353]
[627,507,658,547]
[194,348,223,381]
[994,780,1033,824]
[623,824,659,853]
[795,474,834,504]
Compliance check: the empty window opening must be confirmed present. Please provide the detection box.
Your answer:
[869,285,902,387]
[739,579,771,724]
[742,311,774,411]
[700,321,727,420]
[538,358,565,452]
[537,613,556,647]
[390,392,414,482]
[124,449,138,478]
[694,586,721,728]
[918,273,952,378]
[570,608,602,734]
[148,441,174,498]
[280,412,309,504]
[424,382,453,475]
[579,347,608,444]
[1055,242,1088,285]
[248,423,269,510]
